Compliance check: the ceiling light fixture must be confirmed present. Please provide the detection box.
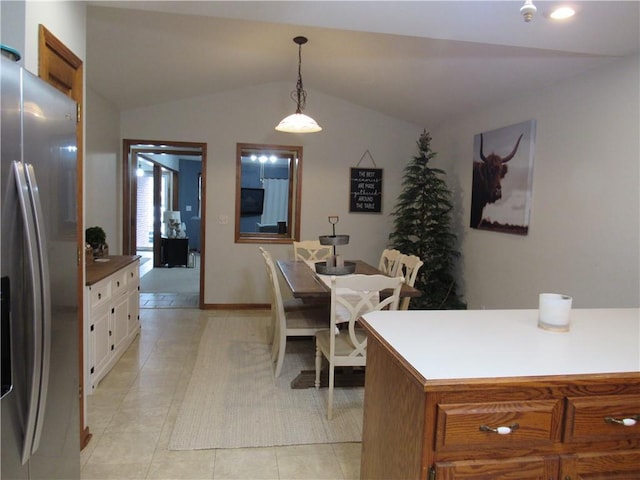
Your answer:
[520,0,537,22]
[275,36,322,133]
[550,6,575,20]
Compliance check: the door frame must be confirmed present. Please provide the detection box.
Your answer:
[122,139,207,309]
[135,155,179,267]
[37,24,90,449]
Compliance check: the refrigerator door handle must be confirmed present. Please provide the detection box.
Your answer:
[24,163,52,457]
[12,161,50,465]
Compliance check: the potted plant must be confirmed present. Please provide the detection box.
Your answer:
[85,226,108,258]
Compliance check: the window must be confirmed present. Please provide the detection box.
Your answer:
[235,143,302,243]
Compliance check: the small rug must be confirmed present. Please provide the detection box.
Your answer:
[140,260,199,294]
[169,314,364,450]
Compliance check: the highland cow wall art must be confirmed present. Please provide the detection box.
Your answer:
[470,120,536,235]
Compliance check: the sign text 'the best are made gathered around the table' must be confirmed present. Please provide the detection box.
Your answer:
[350,167,382,213]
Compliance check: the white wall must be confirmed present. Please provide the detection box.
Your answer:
[1,0,25,58]
[432,54,640,309]
[23,0,86,75]
[120,82,421,305]
[86,87,121,252]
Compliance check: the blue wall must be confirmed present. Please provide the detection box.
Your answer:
[178,159,201,251]
[239,161,289,232]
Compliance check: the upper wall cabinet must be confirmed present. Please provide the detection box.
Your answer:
[235,143,302,244]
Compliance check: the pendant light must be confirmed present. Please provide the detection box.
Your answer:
[275,36,322,133]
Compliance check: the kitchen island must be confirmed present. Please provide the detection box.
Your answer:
[359,308,640,479]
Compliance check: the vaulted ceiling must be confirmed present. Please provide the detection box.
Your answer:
[86,1,639,128]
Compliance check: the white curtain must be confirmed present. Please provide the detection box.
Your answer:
[261,178,288,225]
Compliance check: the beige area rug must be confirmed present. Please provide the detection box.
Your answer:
[140,257,199,294]
[169,314,364,450]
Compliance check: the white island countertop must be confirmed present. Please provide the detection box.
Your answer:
[360,308,640,381]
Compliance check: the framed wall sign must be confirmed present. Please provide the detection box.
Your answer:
[350,167,383,213]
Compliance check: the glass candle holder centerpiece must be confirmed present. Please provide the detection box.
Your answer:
[316,216,356,275]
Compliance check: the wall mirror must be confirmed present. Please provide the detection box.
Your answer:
[235,143,302,244]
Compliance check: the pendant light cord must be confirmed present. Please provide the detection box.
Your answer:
[291,39,307,113]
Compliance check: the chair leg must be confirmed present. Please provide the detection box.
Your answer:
[271,318,282,362]
[271,327,280,362]
[268,308,277,344]
[315,344,322,388]
[273,332,286,378]
[327,362,334,420]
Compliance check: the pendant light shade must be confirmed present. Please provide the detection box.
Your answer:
[276,113,322,133]
[275,36,322,133]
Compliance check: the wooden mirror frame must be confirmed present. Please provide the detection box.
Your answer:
[235,143,302,244]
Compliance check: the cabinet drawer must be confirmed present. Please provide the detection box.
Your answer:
[111,269,128,296]
[89,279,111,308]
[436,400,563,450]
[126,263,139,286]
[565,394,640,443]
[560,450,640,478]
[435,455,559,480]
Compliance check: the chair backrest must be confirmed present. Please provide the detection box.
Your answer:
[330,274,403,358]
[259,247,285,322]
[394,254,424,310]
[378,248,402,275]
[293,240,333,261]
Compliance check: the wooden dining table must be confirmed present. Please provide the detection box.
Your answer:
[276,259,422,300]
[276,259,421,388]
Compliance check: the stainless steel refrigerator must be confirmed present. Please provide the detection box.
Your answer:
[1,49,80,479]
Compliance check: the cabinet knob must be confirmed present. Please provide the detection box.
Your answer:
[605,415,639,426]
[479,423,519,435]
[98,293,101,299]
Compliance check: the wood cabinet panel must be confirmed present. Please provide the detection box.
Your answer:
[360,337,427,480]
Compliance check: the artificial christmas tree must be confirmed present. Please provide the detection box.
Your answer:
[389,130,466,309]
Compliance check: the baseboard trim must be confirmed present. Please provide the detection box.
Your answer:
[201,303,270,310]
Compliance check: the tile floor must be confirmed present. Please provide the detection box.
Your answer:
[138,250,200,308]
[140,292,200,309]
[81,308,361,480]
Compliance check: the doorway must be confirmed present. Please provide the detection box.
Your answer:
[122,140,207,309]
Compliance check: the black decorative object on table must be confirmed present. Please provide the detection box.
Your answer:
[315,216,355,275]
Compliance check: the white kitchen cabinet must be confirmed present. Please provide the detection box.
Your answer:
[85,256,140,393]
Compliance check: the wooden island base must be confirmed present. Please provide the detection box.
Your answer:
[359,309,640,480]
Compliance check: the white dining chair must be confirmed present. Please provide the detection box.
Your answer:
[293,240,333,262]
[315,274,403,419]
[393,254,424,310]
[377,248,402,275]
[259,247,328,377]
